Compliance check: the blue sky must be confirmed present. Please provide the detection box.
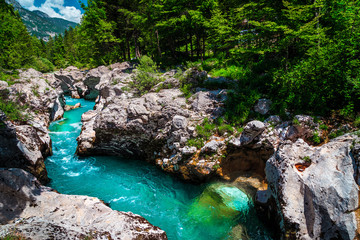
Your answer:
[17,0,86,23]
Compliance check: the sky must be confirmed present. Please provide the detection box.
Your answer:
[17,0,86,23]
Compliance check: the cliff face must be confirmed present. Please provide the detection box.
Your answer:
[262,135,360,239]
[0,68,64,183]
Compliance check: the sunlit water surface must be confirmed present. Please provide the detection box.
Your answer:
[45,96,273,240]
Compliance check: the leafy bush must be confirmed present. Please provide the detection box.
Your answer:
[187,138,204,149]
[196,118,216,140]
[0,69,19,85]
[224,89,260,124]
[312,132,321,144]
[130,56,160,95]
[0,90,28,122]
[31,57,55,73]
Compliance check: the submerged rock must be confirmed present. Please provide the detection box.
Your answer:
[64,102,81,111]
[0,168,168,240]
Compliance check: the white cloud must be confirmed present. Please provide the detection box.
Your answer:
[24,0,82,23]
[18,0,34,8]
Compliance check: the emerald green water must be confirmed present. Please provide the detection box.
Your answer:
[46,96,272,240]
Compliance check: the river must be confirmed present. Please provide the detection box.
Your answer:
[45,96,273,240]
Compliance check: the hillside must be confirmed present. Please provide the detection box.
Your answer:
[5,0,77,40]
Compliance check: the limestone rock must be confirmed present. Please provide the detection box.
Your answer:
[83,65,110,100]
[64,103,81,111]
[180,146,197,155]
[240,120,265,145]
[265,136,359,239]
[201,139,224,153]
[0,123,49,183]
[0,168,167,240]
[172,115,187,129]
[0,80,8,89]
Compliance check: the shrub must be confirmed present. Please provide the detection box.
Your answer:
[312,132,321,144]
[31,57,55,73]
[187,138,204,149]
[0,69,19,85]
[0,90,28,122]
[130,56,160,95]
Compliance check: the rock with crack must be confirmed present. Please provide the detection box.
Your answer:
[0,69,67,183]
[0,168,167,240]
[264,134,360,239]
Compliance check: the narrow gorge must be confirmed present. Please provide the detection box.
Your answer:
[1,64,360,240]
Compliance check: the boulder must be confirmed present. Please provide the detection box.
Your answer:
[265,135,359,239]
[240,120,265,145]
[0,123,49,183]
[77,86,224,182]
[83,66,110,100]
[64,103,81,111]
[201,139,225,153]
[0,80,8,89]
[0,168,167,240]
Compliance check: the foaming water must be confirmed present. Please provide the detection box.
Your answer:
[46,96,273,240]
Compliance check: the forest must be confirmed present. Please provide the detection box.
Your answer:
[1,0,360,123]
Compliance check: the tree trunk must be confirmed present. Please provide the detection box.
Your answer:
[155,29,162,58]
[190,33,193,58]
[127,38,131,61]
[134,34,141,59]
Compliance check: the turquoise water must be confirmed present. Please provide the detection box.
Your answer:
[46,96,272,240]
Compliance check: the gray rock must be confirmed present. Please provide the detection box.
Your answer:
[264,115,281,125]
[240,120,265,145]
[254,98,272,115]
[83,66,110,100]
[172,115,187,129]
[64,103,81,111]
[0,80,8,89]
[181,146,197,155]
[201,139,225,153]
[0,168,167,240]
[265,137,359,239]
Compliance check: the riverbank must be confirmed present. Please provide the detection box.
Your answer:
[1,64,360,239]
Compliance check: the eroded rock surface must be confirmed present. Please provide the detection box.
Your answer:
[0,68,65,183]
[263,134,360,240]
[0,168,167,240]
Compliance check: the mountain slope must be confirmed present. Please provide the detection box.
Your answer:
[5,0,77,40]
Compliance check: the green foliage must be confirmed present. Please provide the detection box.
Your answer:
[0,70,19,85]
[180,84,193,99]
[187,138,204,149]
[224,89,260,124]
[312,132,321,144]
[319,124,329,131]
[2,0,360,124]
[0,93,28,122]
[130,56,160,95]
[354,116,360,128]
[196,118,216,140]
[218,124,234,136]
[293,118,300,126]
[212,164,220,170]
[0,0,34,69]
[302,156,312,164]
[1,232,25,240]
[31,57,54,73]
